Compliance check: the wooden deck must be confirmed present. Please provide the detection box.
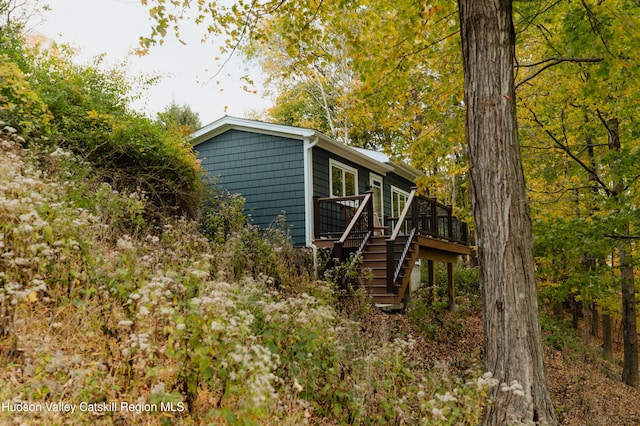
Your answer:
[314,189,472,308]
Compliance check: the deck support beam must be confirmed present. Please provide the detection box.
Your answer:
[447,262,456,311]
[427,260,436,305]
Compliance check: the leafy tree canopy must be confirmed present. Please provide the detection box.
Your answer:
[157,100,202,135]
[140,0,468,210]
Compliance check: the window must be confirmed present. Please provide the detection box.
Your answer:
[391,186,409,217]
[330,160,358,197]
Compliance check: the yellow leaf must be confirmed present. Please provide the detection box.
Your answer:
[27,291,38,303]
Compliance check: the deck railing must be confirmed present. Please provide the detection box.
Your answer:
[314,192,374,259]
[313,188,469,275]
[385,187,469,292]
[414,195,469,244]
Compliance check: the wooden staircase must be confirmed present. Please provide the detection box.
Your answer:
[314,187,471,309]
[361,235,419,305]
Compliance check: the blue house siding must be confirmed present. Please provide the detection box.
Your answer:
[196,129,307,245]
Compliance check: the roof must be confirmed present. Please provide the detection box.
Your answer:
[192,116,424,182]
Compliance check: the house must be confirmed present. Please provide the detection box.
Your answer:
[193,116,470,307]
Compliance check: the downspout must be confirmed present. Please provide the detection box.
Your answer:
[304,135,320,276]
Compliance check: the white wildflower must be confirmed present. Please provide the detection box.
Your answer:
[432,407,447,421]
[436,391,457,403]
[477,371,499,390]
[150,382,165,394]
[116,236,135,251]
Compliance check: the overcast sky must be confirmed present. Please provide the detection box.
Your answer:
[33,0,271,125]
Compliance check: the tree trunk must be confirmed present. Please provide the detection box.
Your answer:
[603,116,638,387]
[603,313,613,358]
[591,303,599,338]
[570,293,581,330]
[620,241,638,387]
[582,304,592,345]
[458,1,557,424]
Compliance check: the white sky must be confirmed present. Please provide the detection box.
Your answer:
[33,0,271,126]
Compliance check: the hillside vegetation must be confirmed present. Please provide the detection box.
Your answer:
[0,101,491,426]
[0,31,493,424]
[2,21,640,426]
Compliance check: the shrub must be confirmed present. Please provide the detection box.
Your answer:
[1,37,205,220]
[200,187,247,245]
[0,55,52,138]
[202,194,313,288]
[0,129,492,425]
[419,261,480,301]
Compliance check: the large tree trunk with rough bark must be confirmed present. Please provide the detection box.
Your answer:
[458,1,557,424]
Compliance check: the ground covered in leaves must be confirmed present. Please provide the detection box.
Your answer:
[544,334,640,425]
[396,294,640,426]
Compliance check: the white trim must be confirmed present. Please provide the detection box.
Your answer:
[304,137,319,246]
[192,116,395,176]
[192,115,317,145]
[329,159,359,197]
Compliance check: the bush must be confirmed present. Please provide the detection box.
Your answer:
[1,37,205,220]
[0,55,52,138]
[0,128,492,424]
[419,261,480,301]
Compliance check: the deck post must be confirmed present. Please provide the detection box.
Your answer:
[334,241,343,261]
[411,186,419,230]
[366,190,374,234]
[313,195,320,239]
[427,259,436,305]
[447,204,454,242]
[430,197,438,237]
[447,261,456,311]
[386,239,395,293]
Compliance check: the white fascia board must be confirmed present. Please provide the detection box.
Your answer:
[390,160,424,183]
[193,116,394,176]
[192,115,318,146]
[316,138,393,176]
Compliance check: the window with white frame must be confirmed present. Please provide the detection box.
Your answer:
[391,186,410,217]
[330,159,358,197]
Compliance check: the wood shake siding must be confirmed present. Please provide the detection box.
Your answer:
[196,129,306,245]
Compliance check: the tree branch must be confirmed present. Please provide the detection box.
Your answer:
[527,107,614,197]
[515,57,603,90]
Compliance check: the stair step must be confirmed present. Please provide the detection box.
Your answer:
[362,251,387,259]
[362,261,387,268]
[368,286,393,295]
[356,234,418,309]
[375,303,405,311]
[370,293,401,304]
